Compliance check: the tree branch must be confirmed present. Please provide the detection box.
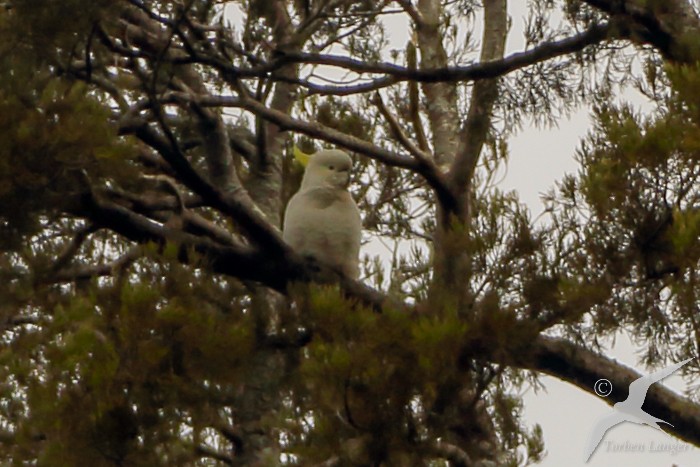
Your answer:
[395,0,423,25]
[450,0,508,199]
[110,198,241,251]
[373,93,434,165]
[74,191,289,285]
[522,335,700,447]
[124,122,289,256]
[264,22,611,86]
[46,247,142,284]
[72,186,390,308]
[430,440,475,467]
[194,444,234,465]
[238,93,459,210]
[582,0,700,62]
[48,223,97,273]
[167,91,457,210]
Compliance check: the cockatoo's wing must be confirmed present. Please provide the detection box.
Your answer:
[626,357,694,407]
[583,411,629,462]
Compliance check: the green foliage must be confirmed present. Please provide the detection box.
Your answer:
[1,253,255,465]
[539,63,700,361]
[0,75,135,249]
[285,285,546,464]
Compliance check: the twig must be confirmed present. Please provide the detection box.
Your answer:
[49,224,98,273]
[372,93,435,166]
[431,440,474,467]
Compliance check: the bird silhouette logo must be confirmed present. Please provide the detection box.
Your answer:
[583,357,694,462]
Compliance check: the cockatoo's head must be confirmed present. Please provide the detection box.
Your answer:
[299,149,353,190]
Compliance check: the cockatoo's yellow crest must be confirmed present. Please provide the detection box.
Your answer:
[293,145,311,167]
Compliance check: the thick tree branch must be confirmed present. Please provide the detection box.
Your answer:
[523,335,700,448]
[450,0,508,199]
[415,0,459,165]
[168,91,457,210]
[124,122,289,256]
[72,185,390,308]
[102,185,239,247]
[74,191,289,285]
[265,22,611,87]
[582,0,700,62]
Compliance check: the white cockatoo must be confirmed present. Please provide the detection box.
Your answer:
[283,147,362,279]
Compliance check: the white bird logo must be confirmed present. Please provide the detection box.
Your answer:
[583,357,694,462]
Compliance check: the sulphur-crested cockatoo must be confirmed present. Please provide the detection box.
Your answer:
[283,147,362,279]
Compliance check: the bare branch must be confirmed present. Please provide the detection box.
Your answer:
[581,0,700,62]
[47,247,142,284]
[373,93,434,165]
[194,444,234,465]
[164,90,456,209]
[395,0,423,25]
[124,122,288,255]
[301,76,399,96]
[49,223,97,273]
[450,0,508,201]
[430,440,475,467]
[236,94,458,209]
[264,22,611,86]
[523,335,700,448]
[111,20,610,97]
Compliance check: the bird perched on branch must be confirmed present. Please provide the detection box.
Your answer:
[283,147,362,279]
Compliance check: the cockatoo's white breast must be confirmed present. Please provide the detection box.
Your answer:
[283,148,362,279]
[283,187,361,279]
